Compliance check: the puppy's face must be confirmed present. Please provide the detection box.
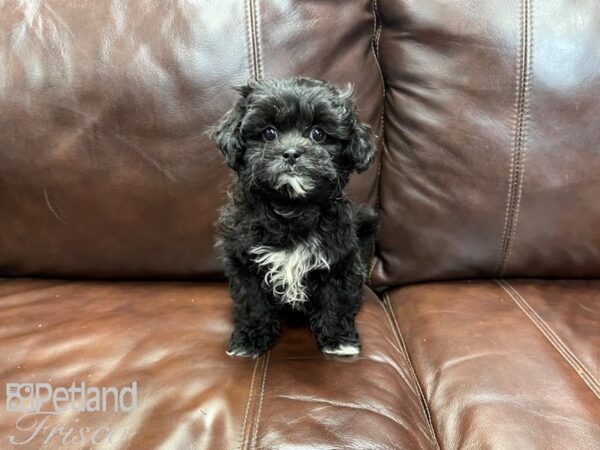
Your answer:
[214,77,375,200]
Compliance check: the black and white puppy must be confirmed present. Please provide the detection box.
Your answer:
[214,77,377,358]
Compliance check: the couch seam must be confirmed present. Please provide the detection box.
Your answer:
[238,357,260,450]
[245,0,263,80]
[382,293,441,450]
[239,2,265,441]
[503,0,533,274]
[495,280,600,400]
[241,4,265,446]
[368,0,386,286]
[495,0,532,276]
[250,351,270,450]
[252,0,264,80]
[244,0,255,80]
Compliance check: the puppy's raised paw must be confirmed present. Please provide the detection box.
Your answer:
[322,343,361,357]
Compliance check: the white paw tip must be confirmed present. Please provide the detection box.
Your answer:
[226,348,258,358]
[323,344,360,356]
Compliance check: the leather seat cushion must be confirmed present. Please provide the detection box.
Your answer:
[0,279,436,449]
[387,279,600,449]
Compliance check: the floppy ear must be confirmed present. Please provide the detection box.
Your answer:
[213,85,252,171]
[345,120,376,173]
[339,84,376,173]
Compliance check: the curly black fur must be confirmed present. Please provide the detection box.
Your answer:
[213,77,377,358]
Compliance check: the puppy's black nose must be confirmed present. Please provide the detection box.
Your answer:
[282,148,302,164]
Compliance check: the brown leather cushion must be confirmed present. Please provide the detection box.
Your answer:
[387,280,600,449]
[0,1,383,279]
[0,279,436,449]
[371,0,600,287]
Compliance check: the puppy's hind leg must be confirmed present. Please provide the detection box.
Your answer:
[225,258,281,358]
[354,204,379,267]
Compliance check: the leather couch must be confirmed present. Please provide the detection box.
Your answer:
[0,1,598,449]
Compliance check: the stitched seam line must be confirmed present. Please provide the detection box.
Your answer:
[238,357,260,450]
[246,0,262,81]
[241,4,264,443]
[250,351,270,450]
[382,293,441,449]
[503,0,532,274]
[496,280,600,400]
[250,0,259,79]
[368,0,386,286]
[496,0,532,276]
[495,0,525,275]
[244,0,255,80]
[253,0,264,80]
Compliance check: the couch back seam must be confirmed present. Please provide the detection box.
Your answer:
[245,0,263,80]
[239,4,267,447]
[496,0,533,276]
[367,0,386,287]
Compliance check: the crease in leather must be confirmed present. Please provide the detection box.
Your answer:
[275,393,416,434]
[496,0,533,276]
[382,293,441,450]
[368,0,386,287]
[495,279,600,400]
[0,280,72,298]
[44,188,69,225]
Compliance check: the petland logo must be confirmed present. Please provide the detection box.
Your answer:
[6,382,137,413]
[5,382,137,447]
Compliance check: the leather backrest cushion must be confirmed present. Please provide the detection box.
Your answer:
[371,0,600,288]
[0,0,383,279]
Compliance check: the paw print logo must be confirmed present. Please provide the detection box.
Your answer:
[6,383,35,413]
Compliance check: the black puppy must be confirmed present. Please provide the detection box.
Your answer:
[214,77,377,358]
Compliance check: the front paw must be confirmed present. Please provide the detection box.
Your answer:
[226,328,276,359]
[226,345,262,359]
[312,319,361,357]
[322,340,361,357]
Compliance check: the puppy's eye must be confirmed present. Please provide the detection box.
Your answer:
[262,127,278,142]
[309,127,326,143]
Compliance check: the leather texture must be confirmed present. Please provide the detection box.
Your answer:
[0,279,436,450]
[0,0,383,279]
[0,1,599,449]
[371,0,600,287]
[388,280,600,449]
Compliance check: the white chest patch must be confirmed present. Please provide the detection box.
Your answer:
[249,237,329,307]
